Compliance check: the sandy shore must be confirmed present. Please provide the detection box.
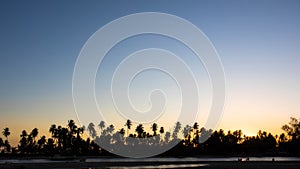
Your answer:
[1,161,300,169]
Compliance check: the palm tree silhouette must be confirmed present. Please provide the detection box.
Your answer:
[20,130,28,137]
[49,124,57,144]
[135,124,144,138]
[2,128,11,152]
[2,127,10,141]
[118,128,125,135]
[87,123,97,139]
[151,123,158,136]
[30,128,38,143]
[164,131,171,143]
[173,122,182,140]
[192,122,199,141]
[107,124,115,134]
[37,135,46,152]
[0,138,3,149]
[125,119,132,137]
[98,121,105,135]
[4,140,11,153]
[18,130,28,154]
[193,122,199,132]
[1,117,300,156]
[183,125,192,146]
[76,127,84,139]
[67,120,77,135]
[159,127,164,135]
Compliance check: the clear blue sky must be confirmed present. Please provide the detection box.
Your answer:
[0,0,300,145]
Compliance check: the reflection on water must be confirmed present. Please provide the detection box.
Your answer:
[109,164,207,169]
[85,157,300,163]
[1,157,300,164]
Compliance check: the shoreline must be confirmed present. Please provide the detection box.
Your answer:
[1,161,300,169]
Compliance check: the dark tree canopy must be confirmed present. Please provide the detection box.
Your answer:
[0,117,299,157]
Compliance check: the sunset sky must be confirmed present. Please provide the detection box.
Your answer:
[1,0,300,145]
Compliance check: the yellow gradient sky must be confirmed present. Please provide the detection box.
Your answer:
[0,1,300,146]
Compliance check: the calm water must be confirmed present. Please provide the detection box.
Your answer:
[1,157,300,164]
[88,157,300,169]
[85,157,300,162]
[109,164,208,169]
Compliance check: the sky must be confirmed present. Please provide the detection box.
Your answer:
[0,0,300,145]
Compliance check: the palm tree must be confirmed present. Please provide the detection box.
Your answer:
[37,136,46,151]
[233,130,243,143]
[76,127,84,139]
[98,121,105,135]
[159,127,164,135]
[173,122,182,140]
[174,122,182,132]
[59,127,68,152]
[87,123,97,139]
[107,124,115,134]
[30,128,38,142]
[124,120,132,136]
[67,120,77,135]
[2,128,11,153]
[2,127,10,141]
[279,133,287,143]
[135,124,144,138]
[199,127,212,143]
[193,122,199,131]
[151,123,158,136]
[193,122,199,138]
[0,137,3,145]
[4,140,11,153]
[20,130,28,137]
[0,138,3,151]
[46,138,55,154]
[19,130,28,154]
[49,124,57,138]
[183,125,191,137]
[165,131,171,143]
[119,128,125,135]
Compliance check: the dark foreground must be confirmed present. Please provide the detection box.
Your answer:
[1,161,300,169]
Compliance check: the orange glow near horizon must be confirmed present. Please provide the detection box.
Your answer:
[1,109,294,147]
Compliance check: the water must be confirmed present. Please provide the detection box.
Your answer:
[109,164,208,169]
[85,157,300,162]
[1,157,299,169]
[89,157,300,169]
[1,157,300,164]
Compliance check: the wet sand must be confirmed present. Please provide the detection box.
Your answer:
[1,161,300,169]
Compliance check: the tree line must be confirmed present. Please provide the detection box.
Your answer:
[0,117,299,157]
